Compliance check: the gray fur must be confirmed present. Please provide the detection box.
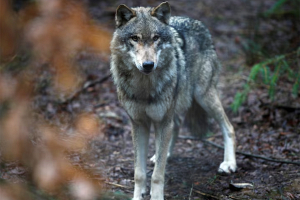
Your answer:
[110,2,236,200]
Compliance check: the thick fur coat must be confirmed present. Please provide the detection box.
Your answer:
[110,2,236,200]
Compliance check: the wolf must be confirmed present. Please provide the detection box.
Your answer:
[110,2,237,200]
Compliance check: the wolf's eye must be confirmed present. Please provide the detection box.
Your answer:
[131,35,139,42]
[153,35,159,41]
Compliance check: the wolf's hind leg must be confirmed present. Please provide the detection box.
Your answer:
[131,120,151,200]
[194,88,237,173]
[168,115,180,157]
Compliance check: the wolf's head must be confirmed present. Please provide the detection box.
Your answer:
[112,2,173,75]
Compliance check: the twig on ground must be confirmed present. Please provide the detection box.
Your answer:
[192,189,220,199]
[104,181,130,189]
[62,73,111,103]
[82,74,111,90]
[178,136,206,140]
[189,183,193,200]
[274,105,300,112]
[178,136,300,166]
[228,195,245,200]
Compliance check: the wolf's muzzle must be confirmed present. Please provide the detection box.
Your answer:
[143,61,154,70]
[142,61,154,74]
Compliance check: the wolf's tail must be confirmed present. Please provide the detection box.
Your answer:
[184,99,209,138]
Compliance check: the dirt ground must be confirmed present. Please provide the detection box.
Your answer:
[1,0,300,199]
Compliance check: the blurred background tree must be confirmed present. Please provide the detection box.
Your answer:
[0,0,115,199]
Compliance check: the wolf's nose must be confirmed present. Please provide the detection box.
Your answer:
[142,61,154,71]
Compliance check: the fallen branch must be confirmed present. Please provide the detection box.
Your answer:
[62,73,111,103]
[275,105,300,112]
[228,195,245,200]
[104,181,130,189]
[205,140,300,165]
[179,136,204,140]
[189,184,194,200]
[192,189,220,199]
[82,73,111,90]
[178,136,300,166]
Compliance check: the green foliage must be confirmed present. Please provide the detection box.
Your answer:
[208,175,218,184]
[233,0,300,113]
[264,0,288,17]
[292,72,300,97]
[231,48,300,113]
[243,0,299,66]
[231,85,250,113]
[263,0,300,18]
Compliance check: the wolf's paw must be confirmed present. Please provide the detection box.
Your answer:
[132,191,146,200]
[150,155,156,163]
[150,153,171,163]
[133,184,147,200]
[132,197,144,200]
[150,182,164,200]
[218,161,237,174]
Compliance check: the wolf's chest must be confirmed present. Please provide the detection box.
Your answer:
[121,94,174,122]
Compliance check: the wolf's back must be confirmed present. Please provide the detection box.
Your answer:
[170,16,221,91]
[170,17,219,137]
[169,16,216,53]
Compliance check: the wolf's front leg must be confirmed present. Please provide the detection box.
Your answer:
[131,120,151,200]
[150,119,174,200]
[150,116,180,163]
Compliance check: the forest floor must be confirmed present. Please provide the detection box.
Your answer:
[1,0,300,200]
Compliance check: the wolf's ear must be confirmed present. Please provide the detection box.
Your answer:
[116,4,136,27]
[151,2,171,24]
